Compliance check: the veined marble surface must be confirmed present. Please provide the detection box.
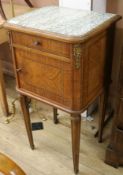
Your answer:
[7,6,116,37]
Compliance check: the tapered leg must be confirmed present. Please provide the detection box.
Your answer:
[53,107,59,124]
[20,95,34,149]
[98,92,107,143]
[71,114,81,174]
[0,61,9,116]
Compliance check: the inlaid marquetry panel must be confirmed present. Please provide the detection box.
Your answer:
[14,48,73,107]
[86,33,106,102]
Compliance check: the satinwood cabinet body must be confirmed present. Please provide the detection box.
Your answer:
[5,6,120,173]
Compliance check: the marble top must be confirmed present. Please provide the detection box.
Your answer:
[7,6,116,37]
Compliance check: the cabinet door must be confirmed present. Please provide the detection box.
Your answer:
[14,48,73,108]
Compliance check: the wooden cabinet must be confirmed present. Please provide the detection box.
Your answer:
[11,31,108,112]
[105,0,123,167]
[105,47,123,167]
[5,6,120,173]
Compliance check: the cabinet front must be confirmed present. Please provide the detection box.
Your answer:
[14,48,73,108]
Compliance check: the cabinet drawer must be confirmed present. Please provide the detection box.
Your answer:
[12,32,70,58]
[14,48,73,107]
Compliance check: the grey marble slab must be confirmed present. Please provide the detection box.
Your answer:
[7,6,116,37]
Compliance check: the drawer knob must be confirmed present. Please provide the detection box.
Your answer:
[33,41,41,46]
[16,68,22,72]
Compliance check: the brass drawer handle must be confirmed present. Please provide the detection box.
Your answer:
[33,41,41,46]
[16,68,22,72]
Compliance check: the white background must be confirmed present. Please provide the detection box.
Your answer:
[59,0,106,12]
[59,0,91,10]
[93,0,106,12]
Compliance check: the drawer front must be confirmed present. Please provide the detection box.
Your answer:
[12,32,70,58]
[14,48,73,108]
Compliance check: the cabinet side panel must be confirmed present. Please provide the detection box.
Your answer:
[83,32,107,107]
